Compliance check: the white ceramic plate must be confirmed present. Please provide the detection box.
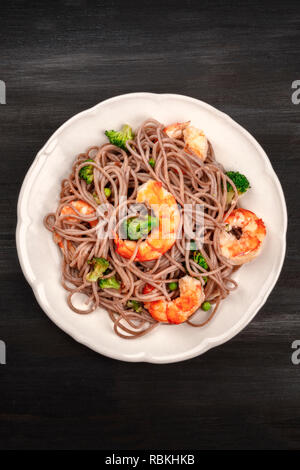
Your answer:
[16,93,287,363]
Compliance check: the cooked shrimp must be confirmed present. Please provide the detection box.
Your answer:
[60,200,98,227]
[219,208,266,265]
[54,200,97,255]
[144,276,205,324]
[182,125,208,161]
[114,179,180,261]
[164,122,208,161]
[163,121,190,139]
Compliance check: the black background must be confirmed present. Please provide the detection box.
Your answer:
[0,0,299,450]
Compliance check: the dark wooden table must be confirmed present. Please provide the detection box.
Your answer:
[0,0,298,450]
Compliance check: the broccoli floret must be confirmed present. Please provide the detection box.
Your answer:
[86,257,110,282]
[193,252,208,270]
[99,275,120,290]
[226,171,250,205]
[124,215,159,241]
[126,300,142,312]
[193,252,208,284]
[105,124,134,151]
[79,159,94,184]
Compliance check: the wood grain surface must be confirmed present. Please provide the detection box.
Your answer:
[0,0,299,450]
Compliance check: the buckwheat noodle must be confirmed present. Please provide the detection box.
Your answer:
[44,119,239,339]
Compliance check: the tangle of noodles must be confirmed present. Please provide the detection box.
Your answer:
[44,119,240,339]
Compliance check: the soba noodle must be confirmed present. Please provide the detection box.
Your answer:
[44,119,239,339]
